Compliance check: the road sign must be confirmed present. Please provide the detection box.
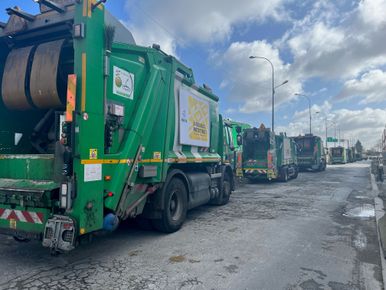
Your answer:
[327,137,338,142]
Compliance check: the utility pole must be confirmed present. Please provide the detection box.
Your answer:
[325,118,328,148]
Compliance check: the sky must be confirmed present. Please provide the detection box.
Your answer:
[1,0,386,149]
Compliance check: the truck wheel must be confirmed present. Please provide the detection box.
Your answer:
[220,173,232,205]
[152,178,188,233]
[211,172,232,206]
[221,173,232,205]
[293,166,299,179]
[280,167,288,182]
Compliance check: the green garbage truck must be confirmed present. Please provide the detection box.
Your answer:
[292,134,326,171]
[330,147,347,164]
[0,0,234,253]
[241,124,298,182]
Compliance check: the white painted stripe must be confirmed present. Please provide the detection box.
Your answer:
[14,210,27,222]
[29,212,43,224]
[173,77,182,153]
[175,151,186,158]
[0,209,11,220]
[191,146,202,161]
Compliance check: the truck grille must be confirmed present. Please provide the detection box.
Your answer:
[62,230,74,242]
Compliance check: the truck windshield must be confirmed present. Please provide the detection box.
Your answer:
[226,126,234,148]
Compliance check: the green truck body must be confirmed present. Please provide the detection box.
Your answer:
[330,147,347,164]
[0,1,233,252]
[242,125,298,181]
[292,134,326,171]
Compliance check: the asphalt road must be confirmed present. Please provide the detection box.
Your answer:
[0,162,382,290]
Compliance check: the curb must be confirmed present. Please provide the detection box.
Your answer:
[370,170,386,287]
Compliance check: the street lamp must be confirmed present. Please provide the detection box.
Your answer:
[294,93,313,135]
[249,55,288,133]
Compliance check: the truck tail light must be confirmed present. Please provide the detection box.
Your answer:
[267,152,273,168]
[60,183,67,209]
[60,183,72,209]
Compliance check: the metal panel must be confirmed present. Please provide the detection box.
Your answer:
[1,46,33,110]
[29,40,64,109]
[39,0,76,13]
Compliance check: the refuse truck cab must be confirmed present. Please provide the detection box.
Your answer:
[241,124,298,182]
[293,134,326,171]
[222,119,251,176]
[0,0,234,253]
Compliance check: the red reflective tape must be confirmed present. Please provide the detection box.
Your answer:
[23,211,35,223]
[7,211,17,221]
[0,208,4,216]
[37,212,44,223]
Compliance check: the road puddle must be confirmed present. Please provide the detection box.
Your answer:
[343,204,375,218]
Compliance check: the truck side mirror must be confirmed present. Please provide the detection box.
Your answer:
[236,126,242,134]
[237,135,242,146]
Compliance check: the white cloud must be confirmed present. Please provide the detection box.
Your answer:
[124,0,288,54]
[284,0,386,79]
[214,40,302,113]
[335,69,386,104]
[126,23,178,56]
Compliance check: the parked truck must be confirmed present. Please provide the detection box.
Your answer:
[0,0,234,253]
[241,124,298,182]
[330,147,347,164]
[222,119,251,176]
[346,148,354,163]
[292,134,326,171]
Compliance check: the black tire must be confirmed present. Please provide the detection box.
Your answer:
[293,166,299,179]
[213,172,232,206]
[279,167,288,182]
[152,178,188,233]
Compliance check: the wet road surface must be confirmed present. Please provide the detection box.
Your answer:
[0,162,382,289]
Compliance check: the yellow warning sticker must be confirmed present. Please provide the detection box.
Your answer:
[153,152,161,160]
[89,149,98,160]
[9,219,16,229]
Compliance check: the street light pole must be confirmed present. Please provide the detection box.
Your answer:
[249,56,288,133]
[295,93,312,134]
[325,118,328,148]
